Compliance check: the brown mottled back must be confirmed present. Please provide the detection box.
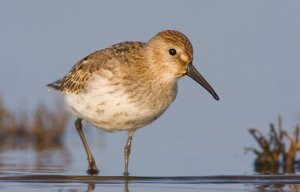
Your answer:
[59,50,105,93]
[48,42,146,93]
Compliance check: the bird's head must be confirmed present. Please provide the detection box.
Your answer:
[147,30,219,100]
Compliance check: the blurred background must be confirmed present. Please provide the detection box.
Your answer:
[0,0,300,176]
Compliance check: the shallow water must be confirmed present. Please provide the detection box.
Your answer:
[1,126,300,192]
[2,174,300,191]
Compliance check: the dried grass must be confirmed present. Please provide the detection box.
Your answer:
[0,98,69,149]
[246,116,300,173]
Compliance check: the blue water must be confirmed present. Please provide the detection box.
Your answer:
[0,124,299,191]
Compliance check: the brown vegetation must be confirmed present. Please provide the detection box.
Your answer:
[246,116,300,173]
[0,98,69,149]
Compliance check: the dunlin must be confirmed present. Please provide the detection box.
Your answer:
[48,30,219,175]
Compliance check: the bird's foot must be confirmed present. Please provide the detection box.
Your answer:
[123,171,130,176]
[87,160,99,175]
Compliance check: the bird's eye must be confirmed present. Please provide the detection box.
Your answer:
[169,48,177,56]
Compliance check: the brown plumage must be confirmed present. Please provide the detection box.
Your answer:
[47,30,219,175]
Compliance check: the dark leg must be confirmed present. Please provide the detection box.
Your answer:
[75,118,99,175]
[124,130,135,176]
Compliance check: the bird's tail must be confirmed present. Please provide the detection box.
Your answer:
[47,79,62,91]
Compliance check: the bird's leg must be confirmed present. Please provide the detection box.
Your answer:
[124,130,135,176]
[75,118,99,175]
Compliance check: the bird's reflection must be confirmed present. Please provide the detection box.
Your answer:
[85,180,129,192]
[84,181,300,192]
[87,183,96,192]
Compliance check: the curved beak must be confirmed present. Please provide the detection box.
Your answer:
[186,63,219,100]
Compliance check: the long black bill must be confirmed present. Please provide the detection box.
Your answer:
[186,63,219,100]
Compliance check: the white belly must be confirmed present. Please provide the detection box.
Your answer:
[64,75,170,132]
